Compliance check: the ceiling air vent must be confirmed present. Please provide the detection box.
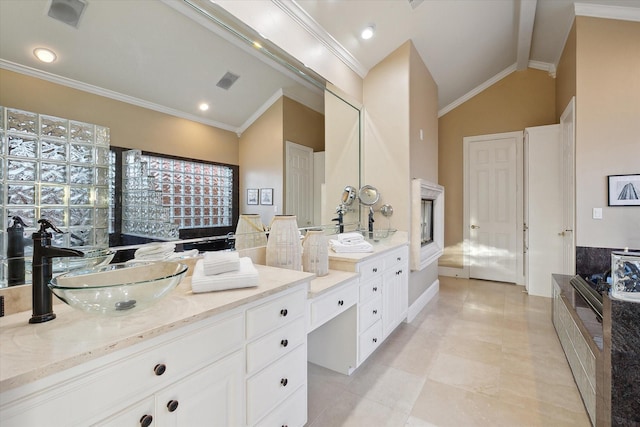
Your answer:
[47,0,87,28]
[216,72,240,90]
[408,0,424,10]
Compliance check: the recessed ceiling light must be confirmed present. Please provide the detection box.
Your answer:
[361,25,375,40]
[33,48,57,63]
[199,103,209,111]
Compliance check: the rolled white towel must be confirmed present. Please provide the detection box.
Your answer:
[329,239,373,253]
[337,232,365,245]
[191,257,259,293]
[202,251,240,276]
[134,242,176,260]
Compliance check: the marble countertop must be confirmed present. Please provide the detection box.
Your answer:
[308,270,359,298]
[0,264,314,393]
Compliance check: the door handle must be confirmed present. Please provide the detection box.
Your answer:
[471,224,480,229]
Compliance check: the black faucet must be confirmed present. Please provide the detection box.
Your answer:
[332,204,346,234]
[30,219,84,324]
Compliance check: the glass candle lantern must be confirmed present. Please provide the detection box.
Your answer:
[302,230,329,277]
[266,215,302,271]
[611,251,640,302]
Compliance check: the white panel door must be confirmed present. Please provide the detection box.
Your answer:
[285,141,313,227]
[467,133,522,283]
[525,125,563,297]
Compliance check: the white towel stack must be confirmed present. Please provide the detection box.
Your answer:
[202,251,240,276]
[329,232,373,253]
[337,232,365,244]
[191,252,259,293]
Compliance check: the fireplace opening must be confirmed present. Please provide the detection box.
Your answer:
[421,198,434,246]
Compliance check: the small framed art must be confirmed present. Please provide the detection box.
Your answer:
[247,188,259,205]
[260,188,273,205]
[608,174,640,206]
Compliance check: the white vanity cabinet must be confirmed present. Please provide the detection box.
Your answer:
[381,248,409,339]
[0,283,310,427]
[245,288,307,426]
[1,311,245,427]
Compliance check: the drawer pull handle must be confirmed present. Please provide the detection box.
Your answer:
[373,267,378,273]
[140,414,153,427]
[167,400,179,413]
[280,378,288,387]
[280,309,288,317]
[338,300,344,306]
[373,309,378,315]
[397,257,401,261]
[154,364,166,376]
[372,337,378,343]
[280,339,289,347]
[373,287,378,292]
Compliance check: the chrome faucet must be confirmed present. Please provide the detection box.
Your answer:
[30,219,83,324]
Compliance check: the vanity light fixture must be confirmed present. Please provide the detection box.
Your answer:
[199,103,209,111]
[361,25,375,40]
[33,48,57,63]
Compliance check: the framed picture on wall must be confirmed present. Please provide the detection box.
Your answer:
[260,188,273,205]
[608,174,640,206]
[247,188,259,205]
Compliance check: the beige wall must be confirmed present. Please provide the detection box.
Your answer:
[556,22,577,122]
[0,69,239,165]
[408,43,440,304]
[573,17,640,249]
[239,98,284,227]
[409,42,439,184]
[438,68,556,268]
[363,41,411,232]
[283,97,325,153]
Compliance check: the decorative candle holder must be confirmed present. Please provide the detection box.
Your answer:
[611,251,640,301]
[234,214,267,250]
[302,230,329,277]
[266,215,302,271]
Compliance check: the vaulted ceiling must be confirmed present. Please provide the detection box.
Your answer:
[1,0,639,130]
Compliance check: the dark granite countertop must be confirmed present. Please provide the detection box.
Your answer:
[553,274,604,352]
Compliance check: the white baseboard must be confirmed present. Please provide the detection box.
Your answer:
[406,279,439,323]
[438,266,469,278]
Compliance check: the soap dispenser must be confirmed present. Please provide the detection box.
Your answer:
[7,216,27,287]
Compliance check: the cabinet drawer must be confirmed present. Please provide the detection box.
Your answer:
[359,295,382,333]
[359,320,383,364]
[246,344,307,425]
[359,276,382,302]
[1,313,244,427]
[247,318,306,374]
[309,281,358,331]
[358,257,383,282]
[246,289,307,340]
[95,396,155,426]
[255,384,307,427]
[384,247,408,270]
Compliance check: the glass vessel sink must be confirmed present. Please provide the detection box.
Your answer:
[49,261,188,315]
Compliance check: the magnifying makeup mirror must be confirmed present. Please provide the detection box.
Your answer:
[358,185,380,239]
[342,186,357,206]
[358,185,380,206]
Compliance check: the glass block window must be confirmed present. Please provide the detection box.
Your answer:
[0,107,110,251]
[119,150,233,239]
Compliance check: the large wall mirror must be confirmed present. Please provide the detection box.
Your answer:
[0,0,361,288]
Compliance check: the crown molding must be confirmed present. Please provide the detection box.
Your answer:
[528,60,556,78]
[438,64,517,117]
[272,0,368,78]
[237,89,284,136]
[574,2,640,22]
[0,59,238,133]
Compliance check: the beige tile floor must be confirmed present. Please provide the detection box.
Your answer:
[306,276,592,427]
